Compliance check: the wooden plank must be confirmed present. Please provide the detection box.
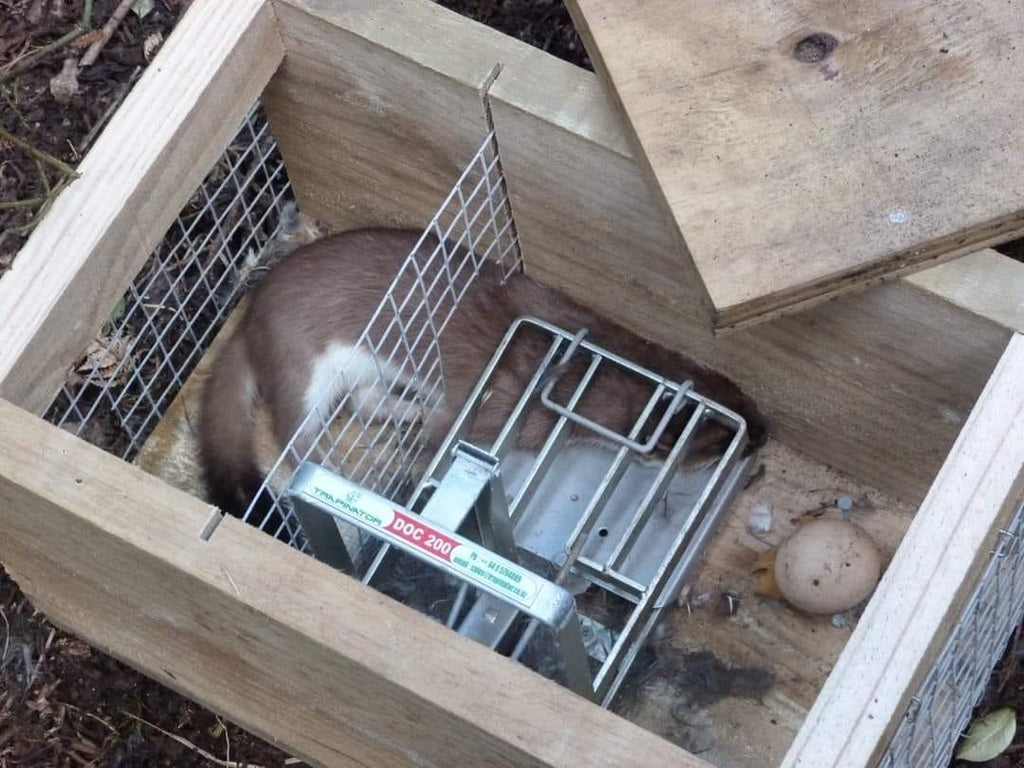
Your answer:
[0,0,284,415]
[564,0,1024,330]
[0,398,708,768]
[262,0,558,236]
[782,333,1024,768]
[906,249,1024,334]
[487,52,1018,504]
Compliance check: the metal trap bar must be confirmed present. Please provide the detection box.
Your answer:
[347,316,750,705]
[45,104,292,459]
[245,130,521,546]
[288,447,596,701]
[878,496,1024,768]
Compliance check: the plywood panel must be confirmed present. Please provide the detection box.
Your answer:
[565,0,1024,329]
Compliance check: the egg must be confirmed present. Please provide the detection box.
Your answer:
[773,518,882,614]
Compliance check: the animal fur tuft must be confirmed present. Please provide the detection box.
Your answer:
[198,330,264,520]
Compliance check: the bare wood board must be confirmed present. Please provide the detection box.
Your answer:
[564,0,1024,330]
[622,441,913,767]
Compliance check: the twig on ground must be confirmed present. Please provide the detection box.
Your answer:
[122,711,266,768]
[80,0,136,68]
[0,126,79,178]
[0,171,75,250]
[216,714,231,765]
[59,703,120,735]
[0,198,45,210]
[0,608,9,671]
[35,158,52,194]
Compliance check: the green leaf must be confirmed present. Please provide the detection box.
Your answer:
[956,707,1017,762]
[102,296,126,335]
[131,0,154,19]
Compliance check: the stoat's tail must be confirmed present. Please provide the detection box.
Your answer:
[198,329,265,520]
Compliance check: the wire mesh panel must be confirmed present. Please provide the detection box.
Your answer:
[878,497,1024,768]
[45,105,292,459]
[245,130,521,545]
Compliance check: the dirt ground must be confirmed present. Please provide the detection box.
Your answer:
[1,1,1022,766]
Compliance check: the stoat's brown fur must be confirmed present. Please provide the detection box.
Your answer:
[199,228,766,519]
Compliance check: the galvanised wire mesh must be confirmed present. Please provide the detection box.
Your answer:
[44,104,292,459]
[244,130,522,546]
[878,497,1024,767]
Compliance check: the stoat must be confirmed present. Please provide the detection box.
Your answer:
[198,228,766,520]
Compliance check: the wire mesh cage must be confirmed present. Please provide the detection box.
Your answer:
[878,497,1024,768]
[45,105,292,460]
[243,129,522,546]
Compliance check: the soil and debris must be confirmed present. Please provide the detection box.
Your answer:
[435,0,591,70]
[1,0,188,261]
[1,0,1022,765]
[0,563,294,767]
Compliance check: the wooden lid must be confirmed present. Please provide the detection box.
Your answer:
[566,0,1024,330]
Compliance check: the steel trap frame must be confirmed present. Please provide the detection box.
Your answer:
[202,127,756,705]
[288,314,751,705]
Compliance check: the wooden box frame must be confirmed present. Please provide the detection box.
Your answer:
[0,1,1022,765]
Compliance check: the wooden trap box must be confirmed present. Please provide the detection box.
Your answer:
[0,1,1022,766]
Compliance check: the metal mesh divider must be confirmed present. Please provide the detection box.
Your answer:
[878,497,1024,767]
[45,104,293,460]
[244,130,521,548]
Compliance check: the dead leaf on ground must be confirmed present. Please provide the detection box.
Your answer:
[143,31,163,61]
[49,58,80,104]
[72,335,134,387]
[70,29,105,49]
[26,0,46,24]
[27,680,60,716]
[58,639,92,659]
[131,0,155,18]
[0,31,29,57]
